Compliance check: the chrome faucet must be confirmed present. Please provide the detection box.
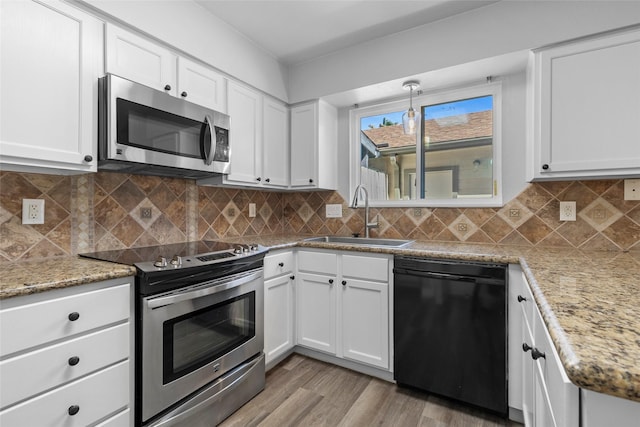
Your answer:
[351,184,379,238]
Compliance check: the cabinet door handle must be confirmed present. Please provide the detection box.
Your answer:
[542,164,549,170]
[164,84,171,91]
[83,155,93,162]
[68,312,80,321]
[256,177,262,182]
[522,343,532,353]
[265,178,271,183]
[68,405,80,416]
[328,279,334,284]
[517,295,527,302]
[309,179,314,184]
[278,262,284,267]
[531,348,546,360]
[341,280,347,286]
[181,91,188,98]
[289,275,295,280]
[68,356,80,366]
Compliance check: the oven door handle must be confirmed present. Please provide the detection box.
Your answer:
[146,270,262,309]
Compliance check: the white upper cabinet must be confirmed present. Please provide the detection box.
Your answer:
[528,27,640,180]
[262,99,290,187]
[199,82,289,189]
[290,100,338,190]
[105,24,227,112]
[105,24,177,95]
[177,57,227,112]
[0,0,102,174]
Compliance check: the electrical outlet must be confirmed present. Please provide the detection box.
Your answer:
[559,201,576,221]
[325,204,343,218]
[248,203,256,218]
[624,179,640,201]
[22,199,45,225]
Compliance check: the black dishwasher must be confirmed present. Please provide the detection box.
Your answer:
[393,256,507,416]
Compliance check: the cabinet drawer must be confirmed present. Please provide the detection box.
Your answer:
[0,360,129,427]
[0,284,130,357]
[95,408,130,427]
[532,303,579,427]
[297,250,337,275]
[342,254,388,282]
[264,251,294,280]
[1,323,129,408]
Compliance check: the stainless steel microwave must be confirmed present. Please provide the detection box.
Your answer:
[98,74,230,179]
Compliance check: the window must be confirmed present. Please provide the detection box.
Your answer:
[351,83,502,207]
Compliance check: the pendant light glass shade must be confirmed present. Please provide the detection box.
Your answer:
[402,80,420,135]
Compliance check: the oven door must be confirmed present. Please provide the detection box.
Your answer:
[140,268,263,423]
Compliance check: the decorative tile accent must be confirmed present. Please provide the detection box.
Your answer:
[3,170,640,262]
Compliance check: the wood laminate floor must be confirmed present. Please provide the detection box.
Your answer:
[220,355,523,427]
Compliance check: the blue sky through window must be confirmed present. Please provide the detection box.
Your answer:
[360,95,492,130]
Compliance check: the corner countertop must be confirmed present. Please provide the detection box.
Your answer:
[0,257,136,299]
[2,235,639,404]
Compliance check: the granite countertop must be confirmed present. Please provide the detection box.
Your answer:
[0,257,136,299]
[2,234,639,404]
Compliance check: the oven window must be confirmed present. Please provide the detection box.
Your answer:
[162,291,255,384]
[116,98,205,159]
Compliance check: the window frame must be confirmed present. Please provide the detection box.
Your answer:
[349,82,503,208]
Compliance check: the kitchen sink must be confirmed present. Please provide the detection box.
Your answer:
[303,236,413,248]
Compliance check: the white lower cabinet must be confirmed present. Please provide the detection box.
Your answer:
[581,389,640,427]
[0,278,133,427]
[296,249,391,370]
[264,250,295,366]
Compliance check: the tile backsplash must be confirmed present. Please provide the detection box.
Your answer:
[1,171,639,262]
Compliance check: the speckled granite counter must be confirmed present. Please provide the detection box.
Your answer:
[2,235,639,404]
[0,257,136,299]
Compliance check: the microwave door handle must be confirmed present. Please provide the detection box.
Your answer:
[146,269,262,309]
[202,114,215,166]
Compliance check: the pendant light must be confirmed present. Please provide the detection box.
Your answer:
[402,80,420,135]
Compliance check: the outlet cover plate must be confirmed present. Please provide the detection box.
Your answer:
[22,198,45,224]
[559,201,576,221]
[624,179,640,201]
[325,204,342,218]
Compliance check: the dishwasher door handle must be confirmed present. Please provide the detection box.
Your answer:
[393,269,474,282]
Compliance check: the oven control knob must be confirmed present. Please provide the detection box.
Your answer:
[154,256,167,268]
[233,246,243,254]
[170,255,182,266]
[249,244,258,251]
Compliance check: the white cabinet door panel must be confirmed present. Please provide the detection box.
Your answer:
[177,57,227,112]
[0,0,101,173]
[265,275,294,364]
[341,278,388,368]
[296,272,336,354]
[262,99,289,187]
[105,24,176,94]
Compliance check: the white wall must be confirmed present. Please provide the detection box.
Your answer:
[80,0,289,101]
[335,71,528,203]
[289,1,640,103]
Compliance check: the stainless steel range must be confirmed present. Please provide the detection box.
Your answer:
[81,241,268,427]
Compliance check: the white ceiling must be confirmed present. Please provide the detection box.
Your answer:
[194,0,500,65]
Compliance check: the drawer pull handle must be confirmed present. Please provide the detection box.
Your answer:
[342,280,347,286]
[517,295,527,302]
[181,91,188,98]
[522,343,532,353]
[278,262,284,267]
[68,356,80,366]
[290,275,295,280]
[68,312,80,321]
[531,348,546,360]
[164,84,171,91]
[328,279,334,284]
[68,405,80,416]
[542,164,549,170]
